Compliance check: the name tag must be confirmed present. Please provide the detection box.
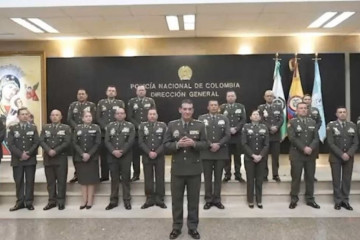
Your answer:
[190,130,199,135]
[247,129,254,134]
[348,128,355,133]
[57,130,65,135]
[144,103,151,108]
[218,120,225,125]
[259,129,266,134]
[235,109,242,114]
[26,131,34,135]
[156,128,163,133]
[122,127,130,133]
[112,106,119,110]
[308,126,315,129]
[274,110,280,115]
[88,130,96,134]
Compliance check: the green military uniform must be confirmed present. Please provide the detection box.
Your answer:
[327,120,358,205]
[127,97,156,178]
[40,123,71,206]
[220,103,246,179]
[73,124,101,184]
[164,119,207,231]
[105,120,135,204]
[96,98,125,180]
[241,123,269,204]
[258,103,284,179]
[67,100,96,177]
[288,117,319,204]
[198,113,230,204]
[7,122,39,206]
[138,121,167,205]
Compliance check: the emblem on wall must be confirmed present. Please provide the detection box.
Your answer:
[178,66,192,81]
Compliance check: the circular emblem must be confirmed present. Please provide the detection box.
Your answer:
[288,96,303,112]
[273,97,286,110]
[178,66,192,81]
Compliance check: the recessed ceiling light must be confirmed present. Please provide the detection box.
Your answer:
[323,12,355,28]
[166,16,179,31]
[308,12,337,28]
[183,14,195,30]
[10,18,44,33]
[28,18,59,33]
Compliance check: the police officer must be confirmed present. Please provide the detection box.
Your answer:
[288,102,320,209]
[164,99,207,240]
[327,107,358,210]
[40,109,71,210]
[73,111,101,209]
[105,108,135,210]
[138,108,167,209]
[127,85,156,182]
[220,90,246,182]
[96,86,125,182]
[258,90,284,182]
[198,100,230,210]
[67,88,96,183]
[242,110,269,209]
[7,107,39,211]
[303,94,322,182]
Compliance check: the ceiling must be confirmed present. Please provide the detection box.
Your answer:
[0,1,360,40]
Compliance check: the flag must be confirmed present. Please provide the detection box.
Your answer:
[312,60,326,142]
[287,58,304,120]
[272,60,287,141]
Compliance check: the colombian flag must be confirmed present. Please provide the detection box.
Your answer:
[287,58,304,120]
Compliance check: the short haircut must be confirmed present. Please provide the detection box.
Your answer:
[303,94,311,98]
[208,99,219,104]
[296,102,307,108]
[18,107,29,115]
[81,110,92,118]
[226,90,236,95]
[336,106,347,112]
[181,99,193,107]
[78,88,87,94]
[107,85,116,90]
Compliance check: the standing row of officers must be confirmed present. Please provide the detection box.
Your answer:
[2,85,359,240]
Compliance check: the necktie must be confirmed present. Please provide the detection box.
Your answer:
[184,123,189,133]
[342,122,346,128]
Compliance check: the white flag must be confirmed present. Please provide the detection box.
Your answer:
[312,60,326,142]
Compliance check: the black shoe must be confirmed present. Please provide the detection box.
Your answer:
[248,203,254,209]
[43,203,57,211]
[80,205,87,210]
[124,201,132,210]
[341,202,353,211]
[141,202,154,209]
[223,176,231,182]
[272,176,281,182]
[314,177,318,182]
[156,202,167,209]
[257,203,263,209]
[9,203,25,211]
[235,176,246,183]
[105,203,118,210]
[100,177,109,182]
[86,205,92,209]
[306,202,320,209]
[27,205,35,210]
[188,229,200,239]
[289,202,297,209]
[334,204,341,210]
[69,175,78,183]
[213,202,225,209]
[131,176,140,182]
[58,204,65,210]
[169,229,181,239]
[263,177,268,182]
[203,202,212,210]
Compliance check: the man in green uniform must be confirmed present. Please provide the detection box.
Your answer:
[127,85,156,181]
[303,94,322,182]
[288,102,320,209]
[164,99,207,240]
[40,109,71,210]
[220,90,246,182]
[105,108,135,210]
[96,86,125,182]
[138,108,167,209]
[7,107,39,211]
[327,107,358,210]
[258,90,284,182]
[198,100,230,210]
[67,88,96,183]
